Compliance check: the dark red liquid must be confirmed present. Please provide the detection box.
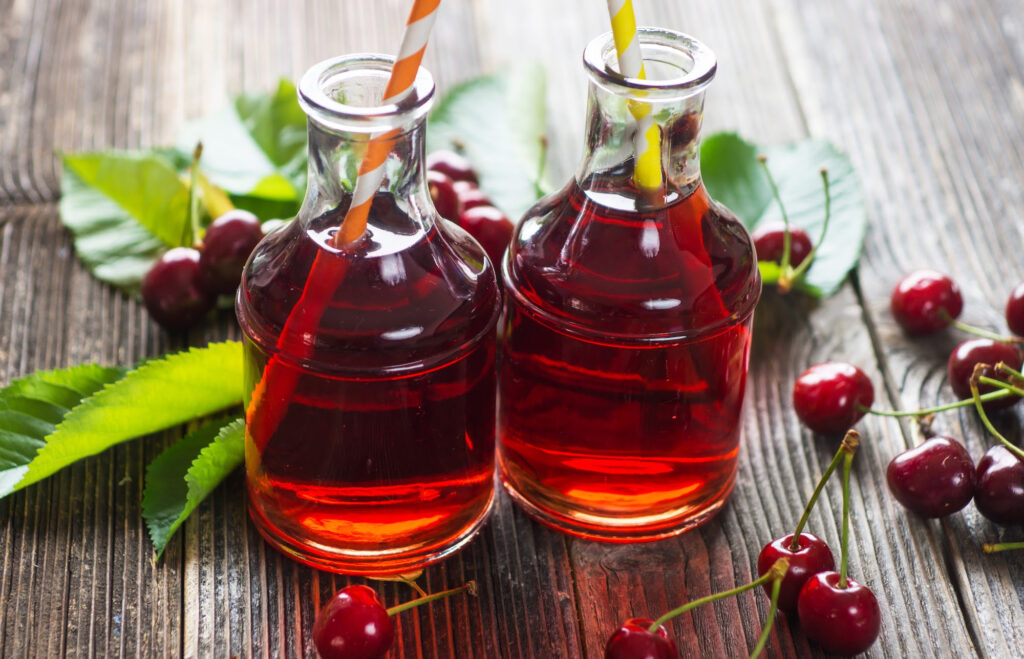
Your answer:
[499,174,759,541]
[237,194,500,574]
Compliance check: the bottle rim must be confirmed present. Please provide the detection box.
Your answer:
[583,27,717,101]
[298,53,435,133]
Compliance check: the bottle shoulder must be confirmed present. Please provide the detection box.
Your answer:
[505,179,761,339]
[238,205,500,372]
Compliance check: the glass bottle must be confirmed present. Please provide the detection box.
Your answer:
[236,55,501,574]
[499,29,761,542]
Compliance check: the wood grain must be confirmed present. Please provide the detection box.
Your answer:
[1,0,1023,656]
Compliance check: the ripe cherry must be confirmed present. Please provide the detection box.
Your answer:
[453,180,492,213]
[458,205,515,268]
[198,209,264,295]
[751,222,813,267]
[313,585,393,659]
[946,339,1023,409]
[428,170,460,223]
[757,533,835,613]
[426,150,478,184]
[313,581,475,659]
[1006,282,1024,337]
[792,362,875,435]
[604,619,678,659]
[142,247,215,331]
[974,445,1024,525]
[797,572,881,656]
[890,270,963,335]
[886,437,975,518]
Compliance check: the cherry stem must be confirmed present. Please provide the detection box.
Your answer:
[995,361,1024,381]
[978,375,1024,400]
[787,167,830,285]
[791,430,860,550]
[385,581,477,617]
[185,142,203,247]
[860,389,1014,417]
[533,136,549,198]
[757,155,793,274]
[649,558,789,634]
[838,447,854,589]
[969,365,1024,462]
[938,311,1023,344]
[748,565,786,659]
[983,542,1024,553]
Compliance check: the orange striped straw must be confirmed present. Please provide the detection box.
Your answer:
[332,0,441,247]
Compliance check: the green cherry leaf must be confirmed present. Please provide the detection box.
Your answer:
[14,341,243,495]
[142,417,244,557]
[701,132,866,298]
[700,132,774,223]
[427,63,550,220]
[0,364,127,497]
[60,151,192,293]
[176,79,307,218]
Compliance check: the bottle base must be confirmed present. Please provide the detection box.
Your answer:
[247,489,496,575]
[499,465,733,543]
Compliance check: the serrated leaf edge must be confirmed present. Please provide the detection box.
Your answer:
[17,341,243,492]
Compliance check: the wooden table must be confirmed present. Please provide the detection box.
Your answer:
[2,0,1023,656]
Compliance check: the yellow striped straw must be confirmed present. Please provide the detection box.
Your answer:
[606,0,662,190]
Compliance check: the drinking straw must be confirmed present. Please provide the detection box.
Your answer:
[605,0,663,190]
[247,0,442,450]
[333,0,441,247]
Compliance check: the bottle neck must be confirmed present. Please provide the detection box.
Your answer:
[299,117,434,238]
[576,80,706,209]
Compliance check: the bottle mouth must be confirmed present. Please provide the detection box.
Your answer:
[298,53,435,133]
[583,27,716,101]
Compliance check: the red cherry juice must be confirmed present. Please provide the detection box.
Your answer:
[499,172,759,541]
[238,194,500,574]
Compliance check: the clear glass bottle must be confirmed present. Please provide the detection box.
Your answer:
[236,55,501,574]
[499,29,761,541]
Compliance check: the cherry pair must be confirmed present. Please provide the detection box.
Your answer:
[886,368,1024,526]
[141,144,264,331]
[749,159,830,294]
[606,431,880,658]
[758,431,879,657]
[426,150,514,268]
[312,580,476,659]
[142,209,264,331]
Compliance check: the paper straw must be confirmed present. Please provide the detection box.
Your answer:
[606,0,663,190]
[332,0,441,247]
[247,0,442,450]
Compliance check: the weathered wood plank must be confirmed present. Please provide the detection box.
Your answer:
[773,0,1024,656]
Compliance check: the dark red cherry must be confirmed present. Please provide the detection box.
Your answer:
[427,170,459,223]
[792,362,875,435]
[946,339,1023,409]
[797,572,881,656]
[426,150,478,184]
[604,618,678,659]
[751,222,813,267]
[757,533,835,613]
[1006,282,1024,337]
[142,247,215,331]
[453,180,492,213]
[458,205,515,268]
[974,445,1024,525]
[198,209,264,295]
[313,585,394,659]
[886,436,975,518]
[890,270,963,335]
